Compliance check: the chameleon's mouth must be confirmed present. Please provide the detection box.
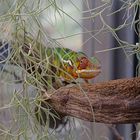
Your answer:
[76,69,101,79]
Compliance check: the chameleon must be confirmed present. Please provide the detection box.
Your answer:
[17,35,101,89]
[44,47,101,84]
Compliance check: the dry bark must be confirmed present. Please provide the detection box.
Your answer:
[45,77,140,124]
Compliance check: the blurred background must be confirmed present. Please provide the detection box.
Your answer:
[0,0,139,140]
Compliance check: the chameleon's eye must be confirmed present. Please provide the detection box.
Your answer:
[79,57,89,69]
[80,59,84,64]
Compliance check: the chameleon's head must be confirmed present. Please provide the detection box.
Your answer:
[62,52,101,80]
[75,55,101,79]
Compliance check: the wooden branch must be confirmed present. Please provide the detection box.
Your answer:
[46,77,140,124]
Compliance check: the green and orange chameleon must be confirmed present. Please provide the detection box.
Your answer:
[11,34,101,129]
[18,35,101,89]
[45,47,101,84]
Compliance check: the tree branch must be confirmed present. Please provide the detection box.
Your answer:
[45,77,140,124]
